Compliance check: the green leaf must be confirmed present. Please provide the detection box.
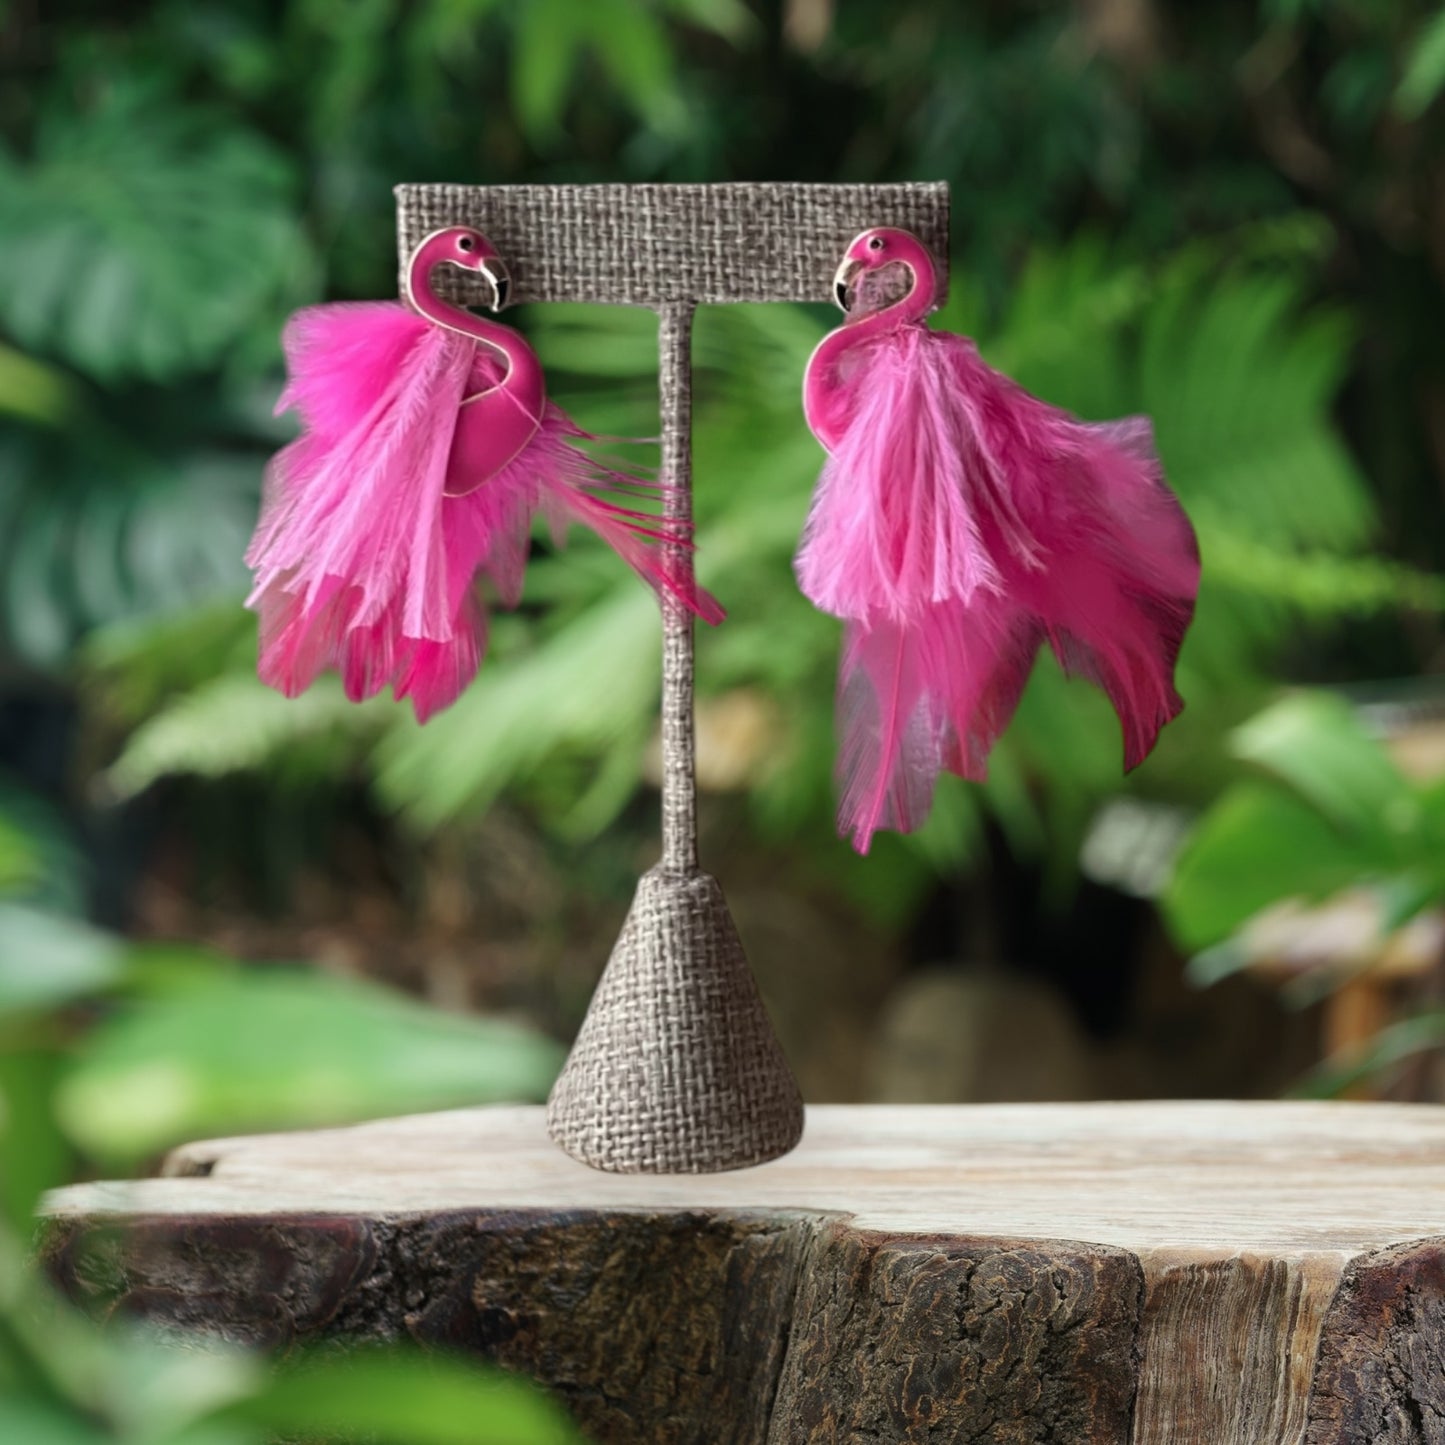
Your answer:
[511,0,580,141]
[82,601,257,725]
[0,426,259,668]
[0,1048,73,1228]
[1184,936,1254,990]
[531,305,663,379]
[1199,529,1445,616]
[0,784,86,915]
[0,906,127,1017]
[1297,1011,1445,1098]
[3,474,72,664]
[1140,263,1365,553]
[662,0,759,43]
[94,1329,263,1443]
[0,812,41,898]
[1262,0,1326,18]
[0,342,74,426]
[4,1288,264,1444]
[0,1399,112,1445]
[56,968,563,1163]
[375,583,662,830]
[1396,9,1445,118]
[0,93,309,382]
[1375,869,1445,933]
[1162,783,1375,952]
[226,1347,583,1444]
[1323,45,1394,131]
[1417,775,1445,855]
[590,0,684,134]
[1230,692,1415,838]
[106,671,391,798]
[907,773,989,872]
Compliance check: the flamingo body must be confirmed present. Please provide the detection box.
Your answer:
[447,367,542,495]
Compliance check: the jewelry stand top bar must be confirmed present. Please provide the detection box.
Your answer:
[395,181,949,307]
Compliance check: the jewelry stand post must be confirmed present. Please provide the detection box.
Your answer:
[396,182,950,1172]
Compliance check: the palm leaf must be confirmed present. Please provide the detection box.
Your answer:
[0,425,259,667]
[0,91,310,382]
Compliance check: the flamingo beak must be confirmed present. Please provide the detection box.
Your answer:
[480,260,511,312]
[833,257,862,312]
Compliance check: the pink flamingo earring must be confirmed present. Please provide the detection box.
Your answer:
[797,228,1201,853]
[246,225,721,721]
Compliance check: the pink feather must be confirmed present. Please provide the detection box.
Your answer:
[248,297,719,722]
[799,318,1199,854]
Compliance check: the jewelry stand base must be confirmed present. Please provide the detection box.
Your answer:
[546,866,804,1173]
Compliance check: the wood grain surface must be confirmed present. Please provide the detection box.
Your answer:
[44,1103,1445,1444]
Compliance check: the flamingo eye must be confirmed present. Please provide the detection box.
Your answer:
[458,235,475,252]
[868,236,885,251]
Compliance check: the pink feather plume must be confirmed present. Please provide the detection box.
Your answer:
[248,301,720,722]
[798,323,1199,854]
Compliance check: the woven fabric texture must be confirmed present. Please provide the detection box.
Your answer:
[657,303,698,876]
[395,181,949,306]
[546,867,805,1173]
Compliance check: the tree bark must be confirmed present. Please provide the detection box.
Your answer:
[42,1102,1445,1444]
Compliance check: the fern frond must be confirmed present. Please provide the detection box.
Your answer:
[106,674,391,799]
[1199,524,1445,616]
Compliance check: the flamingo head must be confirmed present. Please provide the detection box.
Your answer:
[832,228,937,316]
[430,227,512,311]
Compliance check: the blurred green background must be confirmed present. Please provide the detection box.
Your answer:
[2,0,1445,1436]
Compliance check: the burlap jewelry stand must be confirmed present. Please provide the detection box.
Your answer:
[396,183,950,1173]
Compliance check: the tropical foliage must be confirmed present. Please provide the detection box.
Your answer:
[1164,689,1445,1094]
[0,783,573,1441]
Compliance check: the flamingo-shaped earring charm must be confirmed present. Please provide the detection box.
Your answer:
[796,227,1201,853]
[403,227,544,494]
[247,225,721,722]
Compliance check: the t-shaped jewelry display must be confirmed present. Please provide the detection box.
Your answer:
[395,182,951,1172]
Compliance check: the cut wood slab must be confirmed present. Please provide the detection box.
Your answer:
[42,1102,1445,1444]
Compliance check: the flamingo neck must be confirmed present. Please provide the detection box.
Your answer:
[804,250,938,452]
[403,238,545,423]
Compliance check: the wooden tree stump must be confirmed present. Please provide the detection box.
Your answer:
[42,1102,1445,1443]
